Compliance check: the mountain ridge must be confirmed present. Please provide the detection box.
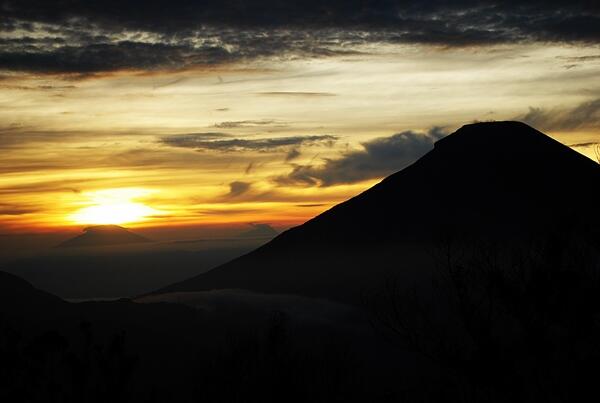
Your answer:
[151,121,600,302]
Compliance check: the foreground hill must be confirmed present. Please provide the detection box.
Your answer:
[154,121,600,302]
[0,270,390,403]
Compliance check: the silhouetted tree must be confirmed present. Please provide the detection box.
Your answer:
[367,230,600,402]
[194,310,363,403]
[0,319,138,403]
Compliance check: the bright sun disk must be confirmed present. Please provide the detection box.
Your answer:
[69,188,158,225]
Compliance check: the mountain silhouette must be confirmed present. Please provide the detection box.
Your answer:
[0,271,68,319]
[238,223,279,239]
[154,121,600,302]
[57,225,150,248]
[2,121,600,403]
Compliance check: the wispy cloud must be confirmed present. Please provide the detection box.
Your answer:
[557,54,600,69]
[257,92,336,97]
[285,148,302,161]
[225,181,252,198]
[568,141,600,147]
[0,204,39,216]
[515,98,600,131]
[244,162,255,174]
[213,120,284,129]
[161,134,337,152]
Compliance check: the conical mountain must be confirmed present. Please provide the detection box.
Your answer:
[57,224,150,248]
[154,122,600,302]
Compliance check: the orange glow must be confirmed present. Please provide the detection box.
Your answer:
[68,188,159,225]
[1,44,598,234]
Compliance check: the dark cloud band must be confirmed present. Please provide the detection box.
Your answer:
[1,1,598,73]
[2,1,598,34]
[161,133,337,152]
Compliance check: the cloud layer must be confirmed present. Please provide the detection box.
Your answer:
[161,133,337,152]
[276,127,446,186]
[1,1,599,73]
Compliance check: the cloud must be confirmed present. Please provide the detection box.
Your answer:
[1,1,599,74]
[275,127,446,187]
[258,92,337,97]
[515,98,600,131]
[161,133,337,152]
[0,126,265,176]
[285,148,302,161]
[0,179,91,195]
[557,54,600,69]
[0,125,87,149]
[158,132,230,149]
[0,41,234,74]
[0,27,359,74]
[568,141,600,162]
[213,120,282,129]
[196,207,261,216]
[244,162,255,174]
[0,204,38,216]
[226,181,252,198]
[565,55,600,62]
[569,141,600,147]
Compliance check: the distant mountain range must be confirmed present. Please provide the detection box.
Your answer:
[153,121,600,302]
[57,225,150,248]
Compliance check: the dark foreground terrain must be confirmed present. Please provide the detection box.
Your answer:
[1,122,599,402]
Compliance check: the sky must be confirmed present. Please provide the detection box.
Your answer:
[1,0,599,233]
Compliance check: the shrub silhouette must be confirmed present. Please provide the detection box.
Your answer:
[1,310,366,403]
[0,320,138,403]
[367,230,600,402]
[194,310,363,403]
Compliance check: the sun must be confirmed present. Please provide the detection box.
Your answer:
[69,188,159,225]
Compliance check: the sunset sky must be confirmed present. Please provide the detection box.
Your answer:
[1,1,599,233]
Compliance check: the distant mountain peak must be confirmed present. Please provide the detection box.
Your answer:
[58,225,150,248]
[238,223,279,239]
